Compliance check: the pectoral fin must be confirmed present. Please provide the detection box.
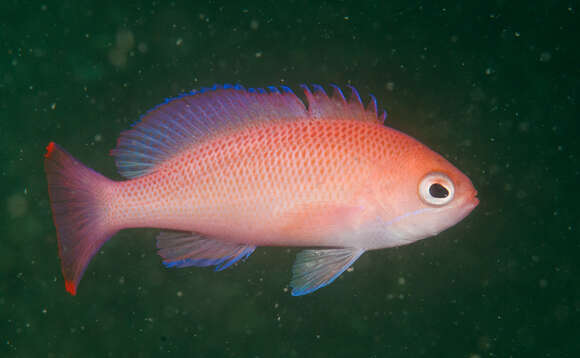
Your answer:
[290,248,364,296]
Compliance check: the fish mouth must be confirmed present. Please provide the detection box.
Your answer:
[470,189,479,206]
[462,189,479,212]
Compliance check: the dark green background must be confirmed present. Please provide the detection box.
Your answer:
[1,0,578,357]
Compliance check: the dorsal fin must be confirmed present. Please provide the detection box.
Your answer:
[302,84,386,124]
[111,84,387,179]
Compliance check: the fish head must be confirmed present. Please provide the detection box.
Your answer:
[372,141,479,247]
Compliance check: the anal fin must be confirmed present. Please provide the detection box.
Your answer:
[290,248,364,296]
[156,231,255,271]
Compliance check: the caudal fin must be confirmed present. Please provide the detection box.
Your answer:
[44,142,117,295]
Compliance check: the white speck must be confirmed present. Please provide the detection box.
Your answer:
[518,122,530,132]
[516,189,527,199]
[346,267,354,272]
[6,194,27,218]
[118,276,125,285]
[255,51,263,58]
[50,102,56,110]
[138,42,148,53]
[385,81,395,91]
[485,67,495,75]
[398,277,406,285]
[176,38,183,46]
[250,19,259,30]
[42,308,47,314]
[539,51,552,62]
[94,134,102,142]
[177,291,183,297]
[343,16,350,20]
[514,31,520,38]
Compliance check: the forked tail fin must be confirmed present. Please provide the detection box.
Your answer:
[44,142,117,295]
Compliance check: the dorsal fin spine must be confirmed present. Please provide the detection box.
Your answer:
[312,84,327,95]
[329,84,347,103]
[367,94,378,117]
[346,85,363,106]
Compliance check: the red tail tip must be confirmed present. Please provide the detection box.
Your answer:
[65,280,77,296]
[45,142,56,158]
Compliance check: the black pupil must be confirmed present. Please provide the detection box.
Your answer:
[429,183,449,198]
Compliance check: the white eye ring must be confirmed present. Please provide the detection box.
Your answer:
[418,172,455,206]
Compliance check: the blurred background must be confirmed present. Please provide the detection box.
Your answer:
[1,0,578,357]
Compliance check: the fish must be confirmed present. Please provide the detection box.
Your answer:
[44,84,479,296]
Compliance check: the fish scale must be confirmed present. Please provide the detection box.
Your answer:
[44,84,478,296]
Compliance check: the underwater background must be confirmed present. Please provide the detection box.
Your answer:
[1,0,578,357]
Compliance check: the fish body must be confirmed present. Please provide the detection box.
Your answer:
[44,84,478,296]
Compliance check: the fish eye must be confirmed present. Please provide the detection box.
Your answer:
[418,172,455,206]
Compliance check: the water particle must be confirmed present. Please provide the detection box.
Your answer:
[109,29,135,68]
[539,51,552,62]
[250,19,259,30]
[255,51,263,58]
[6,194,27,218]
[176,38,183,46]
[398,277,406,285]
[138,42,148,53]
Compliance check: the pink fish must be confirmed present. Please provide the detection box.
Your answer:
[44,84,478,296]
